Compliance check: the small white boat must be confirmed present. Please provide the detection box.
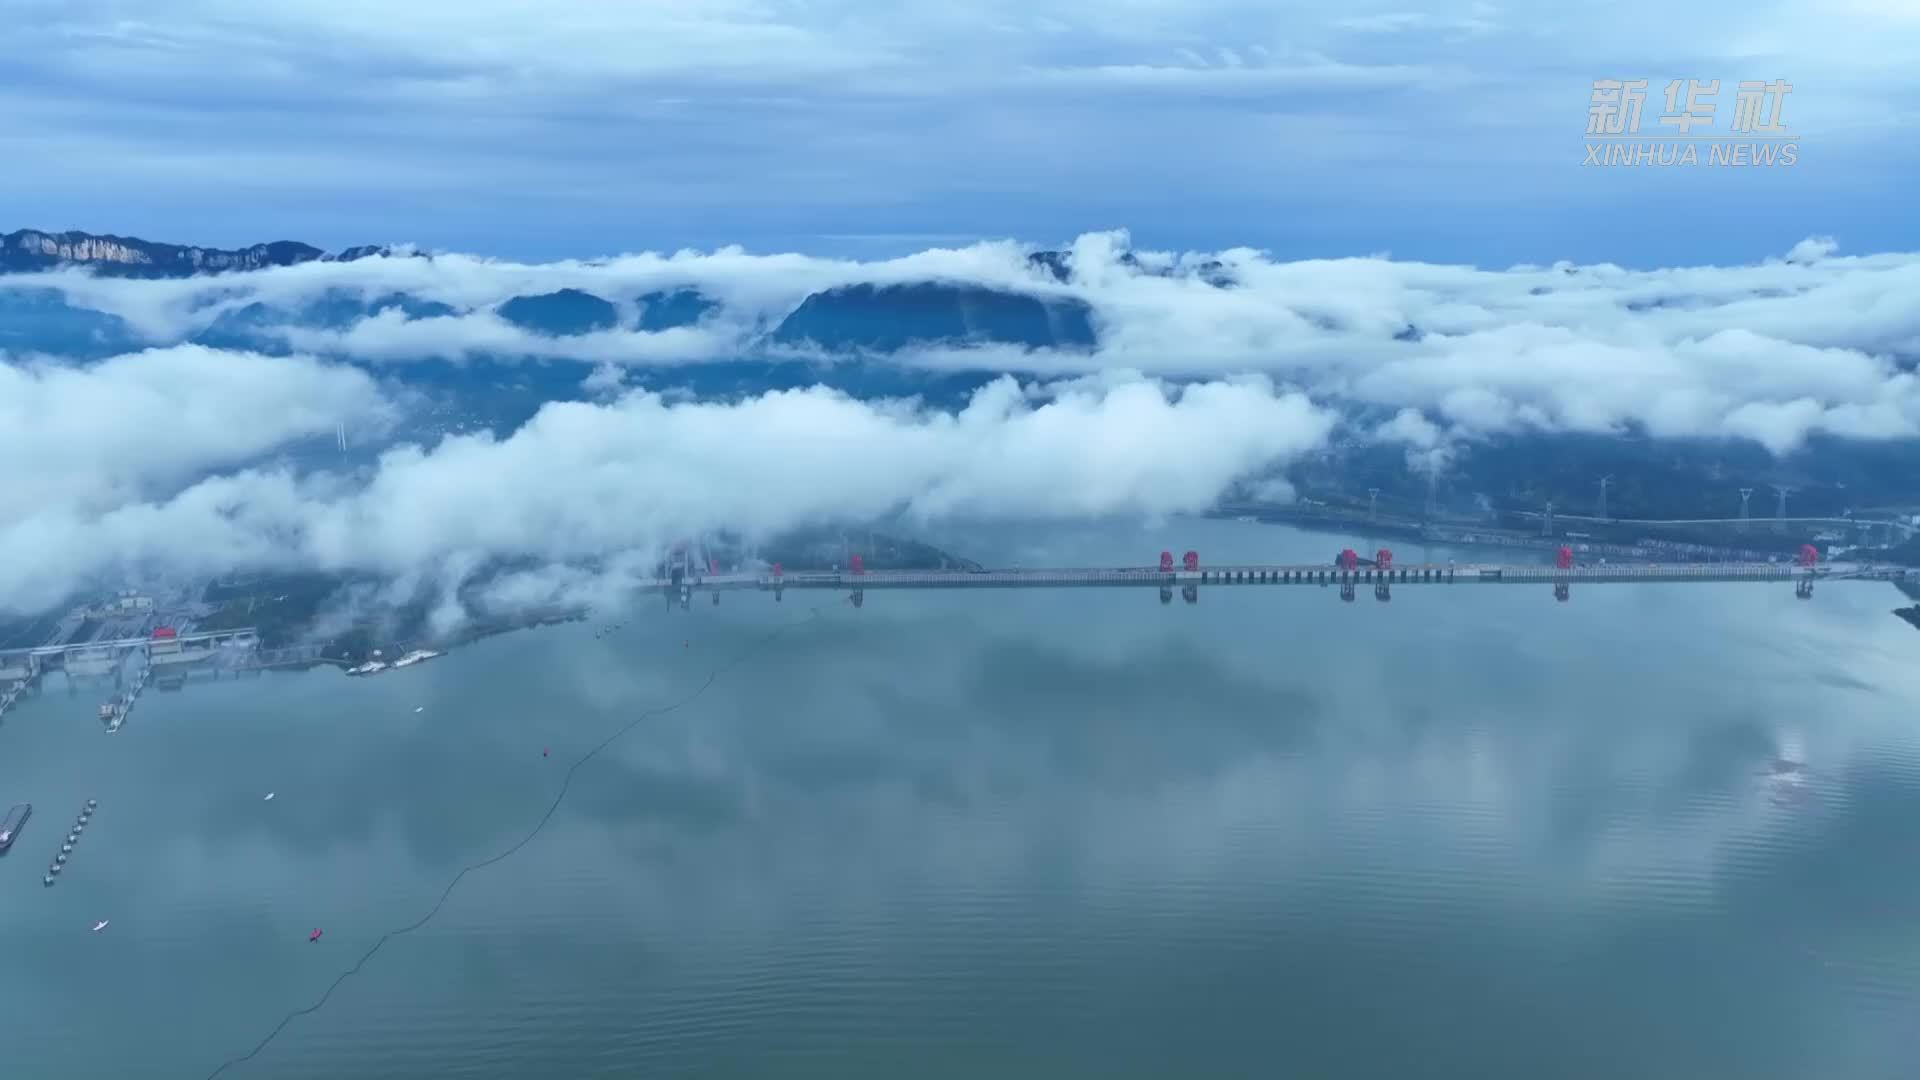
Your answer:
[414,706,424,713]
[91,920,109,933]
[263,792,275,801]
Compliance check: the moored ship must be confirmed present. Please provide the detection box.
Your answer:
[0,803,30,852]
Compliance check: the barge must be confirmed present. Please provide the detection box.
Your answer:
[0,803,29,852]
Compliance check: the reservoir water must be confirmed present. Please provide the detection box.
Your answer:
[2,518,1918,1079]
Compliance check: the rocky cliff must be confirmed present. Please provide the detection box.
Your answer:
[1,229,401,277]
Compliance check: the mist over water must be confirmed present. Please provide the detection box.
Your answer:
[2,519,1917,1079]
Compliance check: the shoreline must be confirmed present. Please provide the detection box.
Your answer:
[314,610,589,675]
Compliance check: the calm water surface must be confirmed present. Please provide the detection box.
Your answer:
[3,519,1918,1079]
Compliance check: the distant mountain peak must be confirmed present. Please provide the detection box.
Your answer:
[771,281,1098,353]
[0,228,411,278]
[496,288,621,336]
[1025,247,1235,288]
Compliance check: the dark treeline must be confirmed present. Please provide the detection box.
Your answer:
[1309,432,1920,523]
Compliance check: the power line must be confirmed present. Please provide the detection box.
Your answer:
[203,611,820,1079]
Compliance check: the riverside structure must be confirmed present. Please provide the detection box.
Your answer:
[648,545,1903,608]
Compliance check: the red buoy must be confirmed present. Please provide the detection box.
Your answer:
[309,928,323,942]
[542,747,549,758]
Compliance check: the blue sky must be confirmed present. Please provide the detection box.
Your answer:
[2,0,1918,265]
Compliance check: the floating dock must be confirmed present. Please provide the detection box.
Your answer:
[44,801,94,886]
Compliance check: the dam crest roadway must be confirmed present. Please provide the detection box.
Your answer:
[650,545,1906,608]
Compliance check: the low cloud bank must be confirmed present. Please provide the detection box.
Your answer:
[8,230,1920,461]
[0,366,1333,614]
[0,345,393,525]
[8,229,1920,620]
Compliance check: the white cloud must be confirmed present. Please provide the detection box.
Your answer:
[580,361,628,397]
[13,228,1920,461]
[1016,56,1455,96]
[7,0,1446,102]
[1334,10,1500,36]
[10,228,1920,613]
[0,344,392,522]
[278,310,748,366]
[0,370,1334,612]
[1785,235,1838,263]
[1373,407,1454,473]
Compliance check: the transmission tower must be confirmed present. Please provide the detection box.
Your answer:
[1770,485,1792,534]
[1597,475,1613,523]
[1738,487,1753,527]
[1368,488,1380,522]
[1541,500,1554,536]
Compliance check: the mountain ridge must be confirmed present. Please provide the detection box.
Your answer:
[0,227,1131,352]
[1,228,404,277]
[7,230,1920,549]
